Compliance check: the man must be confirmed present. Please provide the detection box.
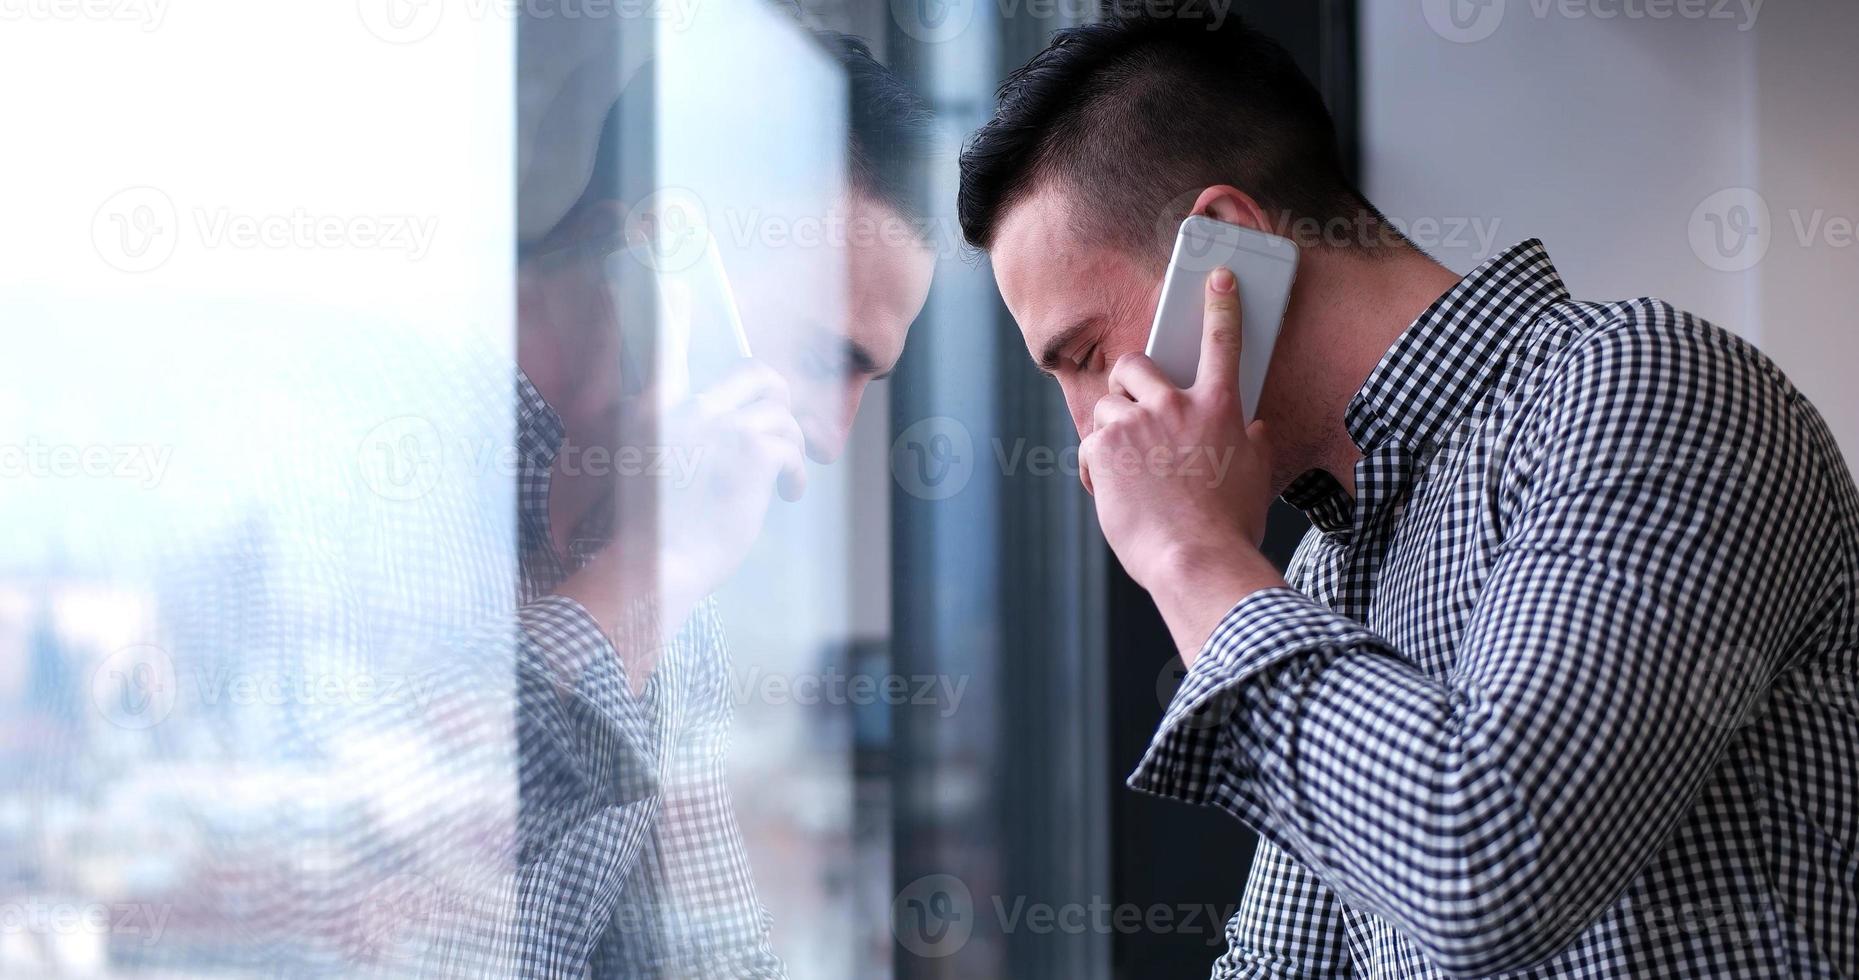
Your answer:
[959,12,1856,979]
[503,33,936,975]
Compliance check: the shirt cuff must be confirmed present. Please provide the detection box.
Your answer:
[1127,587,1386,806]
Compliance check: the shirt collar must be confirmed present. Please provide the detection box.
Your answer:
[1343,239,1569,455]
[515,369,565,570]
[1283,468,1352,533]
[1283,240,1568,537]
[516,368,566,469]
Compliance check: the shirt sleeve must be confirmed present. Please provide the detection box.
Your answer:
[331,597,646,979]
[504,594,662,975]
[1210,838,1356,979]
[1129,322,1841,977]
[602,599,786,977]
[427,595,783,978]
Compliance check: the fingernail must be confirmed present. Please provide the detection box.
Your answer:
[1210,268,1235,293]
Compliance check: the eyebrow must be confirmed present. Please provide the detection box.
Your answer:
[1034,316,1099,377]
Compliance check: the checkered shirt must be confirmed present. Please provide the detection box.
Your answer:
[505,373,785,978]
[1129,240,1859,978]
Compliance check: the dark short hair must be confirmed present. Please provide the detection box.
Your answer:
[538,31,936,249]
[958,9,1389,261]
[827,32,938,229]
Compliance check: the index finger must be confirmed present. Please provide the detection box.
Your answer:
[1194,266,1243,393]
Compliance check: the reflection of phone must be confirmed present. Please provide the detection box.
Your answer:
[609,230,753,397]
[1144,216,1298,419]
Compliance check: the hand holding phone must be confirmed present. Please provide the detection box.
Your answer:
[1084,244,1286,653]
[1144,215,1299,417]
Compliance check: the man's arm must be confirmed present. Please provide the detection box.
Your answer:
[1211,838,1355,979]
[598,599,785,976]
[507,596,663,973]
[1127,319,1840,976]
[507,593,784,976]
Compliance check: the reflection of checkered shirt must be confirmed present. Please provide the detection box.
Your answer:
[121,344,781,977]
[506,374,784,978]
[1130,241,1858,978]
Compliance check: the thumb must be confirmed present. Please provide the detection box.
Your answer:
[1195,266,1243,398]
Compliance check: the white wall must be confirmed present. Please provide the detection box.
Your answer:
[1752,1,1859,472]
[1363,0,1857,472]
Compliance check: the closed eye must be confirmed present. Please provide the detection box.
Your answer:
[1034,315,1100,378]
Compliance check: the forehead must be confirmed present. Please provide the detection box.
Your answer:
[846,192,933,303]
[735,190,932,346]
[844,199,933,371]
[990,184,1152,349]
[990,184,1078,317]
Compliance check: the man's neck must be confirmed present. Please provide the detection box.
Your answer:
[1296,246,1463,498]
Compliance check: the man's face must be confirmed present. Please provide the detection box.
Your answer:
[989,185,1162,438]
[747,192,935,463]
[518,192,933,465]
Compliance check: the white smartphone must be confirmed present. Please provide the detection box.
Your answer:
[1144,215,1299,419]
[608,228,754,397]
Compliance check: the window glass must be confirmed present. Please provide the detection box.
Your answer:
[1,2,1100,976]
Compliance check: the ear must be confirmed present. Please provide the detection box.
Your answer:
[1189,185,1273,236]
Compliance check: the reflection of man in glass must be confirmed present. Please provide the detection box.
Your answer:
[503,35,935,975]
